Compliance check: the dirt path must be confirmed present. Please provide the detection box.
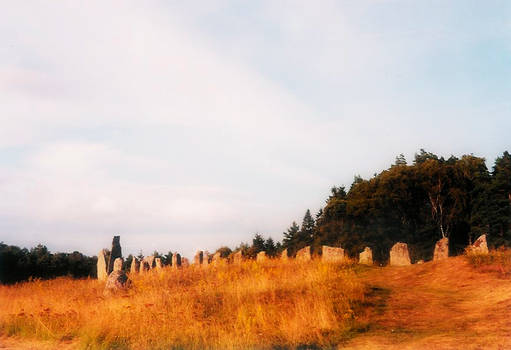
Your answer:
[344,256,511,349]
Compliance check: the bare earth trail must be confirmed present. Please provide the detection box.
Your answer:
[344,256,511,349]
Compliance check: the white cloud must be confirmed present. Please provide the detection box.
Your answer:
[0,1,508,257]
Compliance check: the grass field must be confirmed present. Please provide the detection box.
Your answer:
[2,251,511,350]
[0,259,365,349]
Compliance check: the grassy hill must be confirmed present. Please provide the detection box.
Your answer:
[1,252,510,349]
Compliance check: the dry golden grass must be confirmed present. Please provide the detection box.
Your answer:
[0,259,365,350]
[466,246,511,276]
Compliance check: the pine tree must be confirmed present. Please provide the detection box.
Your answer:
[298,209,315,245]
[282,222,300,248]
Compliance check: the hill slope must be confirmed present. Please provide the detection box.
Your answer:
[346,256,511,349]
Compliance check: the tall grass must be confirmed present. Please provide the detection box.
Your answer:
[465,247,511,276]
[0,259,365,349]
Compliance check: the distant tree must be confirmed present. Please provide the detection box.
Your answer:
[394,153,407,166]
[216,246,232,258]
[264,237,277,257]
[282,222,300,249]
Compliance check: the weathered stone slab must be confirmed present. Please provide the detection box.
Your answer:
[144,256,155,270]
[359,247,373,265]
[212,252,223,265]
[194,251,203,265]
[203,252,210,266]
[433,237,449,261]
[295,246,311,262]
[281,249,289,261]
[389,242,411,266]
[470,234,489,254]
[104,270,131,296]
[155,258,163,269]
[97,249,108,281]
[130,258,139,274]
[113,257,123,272]
[172,253,181,268]
[107,236,122,274]
[233,251,244,264]
[256,251,267,262]
[322,246,345,263]
[139,260,150,274]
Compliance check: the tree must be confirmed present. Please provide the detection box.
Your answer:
[394,153,407,167]
[282,222,300,248]
[264,237,277,257]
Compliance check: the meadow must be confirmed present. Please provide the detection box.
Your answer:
[0,259,365,350]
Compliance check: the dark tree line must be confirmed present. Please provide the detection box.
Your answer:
[0,243,96,284]
[280,150,511,263]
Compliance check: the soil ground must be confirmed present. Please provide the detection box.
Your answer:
[344,256,511,349]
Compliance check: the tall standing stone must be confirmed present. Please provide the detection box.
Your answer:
[433,237,449,261]
[113,257,123,272]
[389,242,411,266]
[256,251,267,262]
[172,253,181,268]
[155,258,163,269]
[296,246,311,262]
[470,234,489,254]
[130,258,139,274]
[322,246,345,263]
[194,251,203,265]
[181,257,190,267]
[107,236,122,274]
[359,247,373,265]
[97,249,108,281]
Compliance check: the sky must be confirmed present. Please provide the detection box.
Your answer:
[0,1,510,259]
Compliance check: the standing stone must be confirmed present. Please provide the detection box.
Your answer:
[296,246,311,262]
[470,234,489,254]
[130,258,139,274]
[97,249,108,281]
[113,257,123,272]
[203,252,210,266]
[322,246,345,263]
[107,236,122,274]
[433,237,449,261]
[181,257,190,267]
[212,252,222,265]
[155,258,163,269]
[139,260,150,274]
[389,242,411,266]
[144,256,155,270]
[359,247,373,265]
[233,251,244,264]
[281,249,289,261]
[194,251,203,265]
[256,251,267,262]
[172,253,181,268]
[104,270,131,296]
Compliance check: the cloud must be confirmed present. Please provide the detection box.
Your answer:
[0,1,509,257]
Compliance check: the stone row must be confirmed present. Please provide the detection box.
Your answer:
[98,234,490,282]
